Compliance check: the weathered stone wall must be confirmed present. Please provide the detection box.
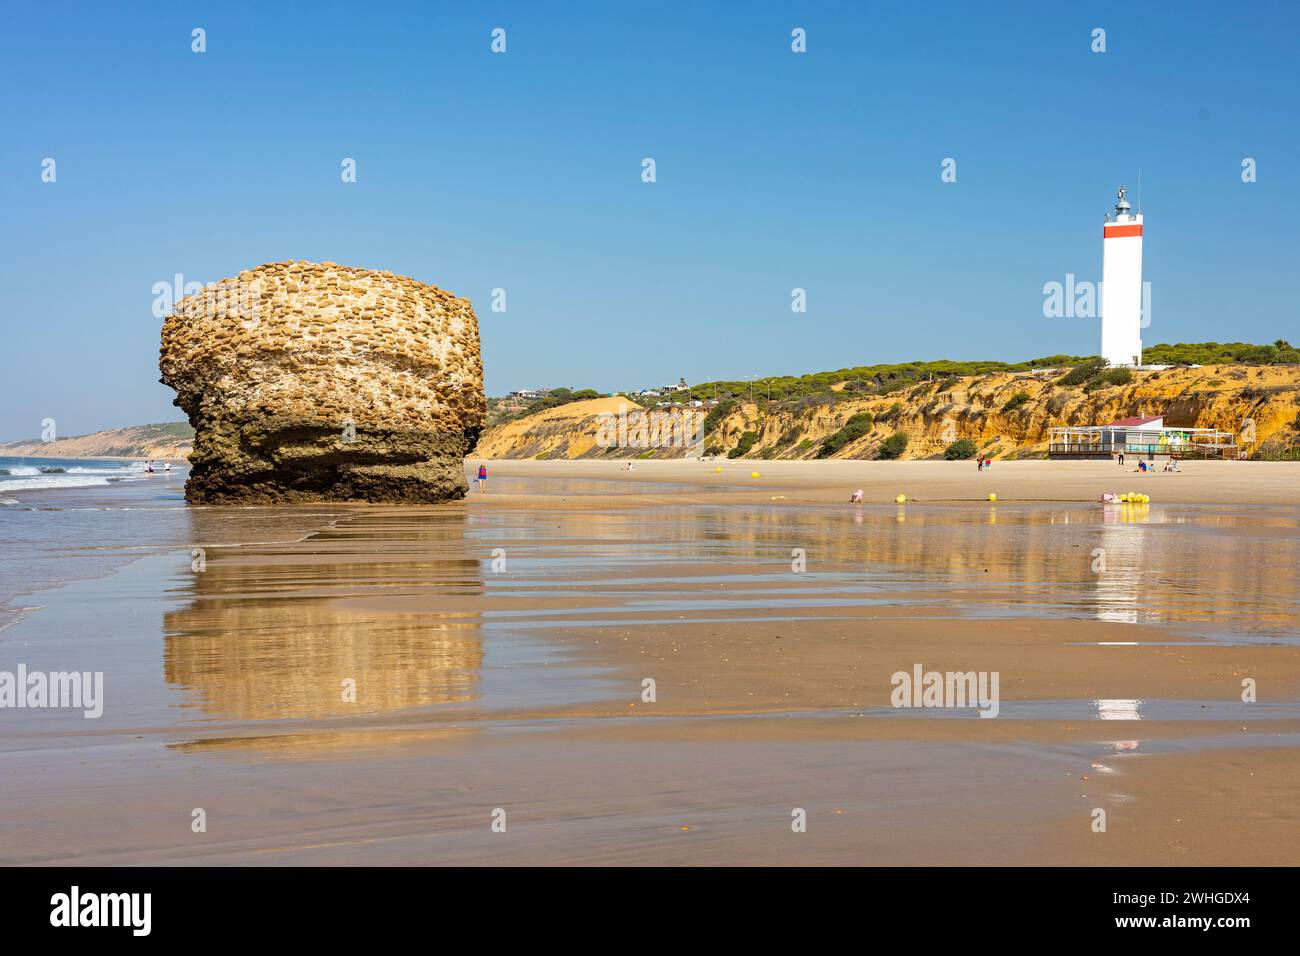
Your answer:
[159,260,485,502]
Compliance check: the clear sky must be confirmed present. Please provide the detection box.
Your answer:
[2,1,1297,439]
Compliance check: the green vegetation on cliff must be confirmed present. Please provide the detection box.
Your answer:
[1143,340,1297,366]
[487,387,605,427]
[630,342,1298,413]
[817,412,875,457]
[878,432,910,460]
[944,438,979,460]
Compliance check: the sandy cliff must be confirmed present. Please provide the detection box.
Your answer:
[0,423,194,459]
[475,365,1300,461]
[474,396,713,460]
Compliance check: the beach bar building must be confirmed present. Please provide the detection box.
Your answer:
[1048,415,1237,460]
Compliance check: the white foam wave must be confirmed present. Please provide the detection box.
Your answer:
[0,474,129,492]
[65,465,143,474]
[0,460,154,490]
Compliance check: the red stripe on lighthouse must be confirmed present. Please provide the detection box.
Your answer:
[1104,224,1143,238]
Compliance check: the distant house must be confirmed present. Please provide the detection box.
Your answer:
[661,377,689,394]
[507,388,551,400]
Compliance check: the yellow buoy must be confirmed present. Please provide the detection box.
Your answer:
[895,494,907,504]
[988,493,997,502]
[714,466,722,473]
[751,471,760,478]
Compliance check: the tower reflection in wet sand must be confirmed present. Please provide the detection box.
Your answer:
[164,509,483,720]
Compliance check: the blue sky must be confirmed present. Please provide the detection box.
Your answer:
[1,1,1297,439]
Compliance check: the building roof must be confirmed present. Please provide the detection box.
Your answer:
[1104,415,1163,428]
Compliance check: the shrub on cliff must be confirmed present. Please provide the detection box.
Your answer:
[1001,391,1031,413]
[1047,392,1071,416]
[796,391,837,410]
[503,387,606,422]
[702,399,735,437]
[727,431,759,458]
[818,412,875,458]
[944,438,979,460]
[1143,340,1300,366]
[1083,367,1133,392]
[878,432,909,460]
[1059,358,1107,387]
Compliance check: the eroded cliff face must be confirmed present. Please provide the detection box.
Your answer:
[475,365,1300,461]
[473,396,709,460]
[159,261,485,502]
[706,365,1300,461]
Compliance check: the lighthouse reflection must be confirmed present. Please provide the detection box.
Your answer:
[164,508,483,720]
[1089,503,1151,625]
[1095,698,1143,720]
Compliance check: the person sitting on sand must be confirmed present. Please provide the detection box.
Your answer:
[850,489,863,503]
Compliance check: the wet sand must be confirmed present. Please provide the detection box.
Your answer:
[475,457,1300,505]
[2,460,1299,865]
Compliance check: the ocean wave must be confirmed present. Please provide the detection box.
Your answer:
[0,474,132,492]
[0,458,162,492]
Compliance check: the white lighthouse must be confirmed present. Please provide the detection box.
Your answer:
[1100,185,1143,366]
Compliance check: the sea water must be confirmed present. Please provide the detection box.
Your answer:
[0,459,193,627]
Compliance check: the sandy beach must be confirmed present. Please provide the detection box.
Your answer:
[0,458,1296,865]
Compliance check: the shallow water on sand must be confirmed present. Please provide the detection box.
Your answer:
[2,477,1297,728]
[2,471,1299,864]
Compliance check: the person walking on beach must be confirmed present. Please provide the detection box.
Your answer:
[476,462,488,493]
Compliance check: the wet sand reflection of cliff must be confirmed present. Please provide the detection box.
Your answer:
[164,508,483,720]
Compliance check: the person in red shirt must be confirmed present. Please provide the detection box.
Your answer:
[476,463,488,493]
